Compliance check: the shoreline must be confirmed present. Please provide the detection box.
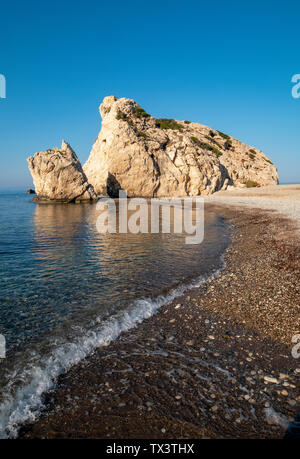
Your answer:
[19,201,300,439]
[206,184,300,232]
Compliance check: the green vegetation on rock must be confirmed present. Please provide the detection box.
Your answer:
[217,131,230,140]
[205,136,222,149]
[245,180,259,188]
[191,137,222,158]
[264,158,273,165]
[134,105,150,118]
[155,118,183,131]
[136,131,150,139]
[116,111,128,121]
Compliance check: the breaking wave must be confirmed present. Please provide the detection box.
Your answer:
[0,258,225,438]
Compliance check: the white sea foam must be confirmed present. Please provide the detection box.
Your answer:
[0,258,225,438]
[264,407,291,430]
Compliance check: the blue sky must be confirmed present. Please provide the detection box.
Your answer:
[0,0,299,188]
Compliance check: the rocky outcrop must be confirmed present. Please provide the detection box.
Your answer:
[27,140,98,202]
[83,96,278,197]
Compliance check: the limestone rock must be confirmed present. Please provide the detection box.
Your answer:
[27,140,98,202]
[83,96,278,197]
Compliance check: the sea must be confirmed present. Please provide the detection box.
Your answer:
[0,190,231,437]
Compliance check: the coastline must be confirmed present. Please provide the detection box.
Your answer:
[20,198,300,439]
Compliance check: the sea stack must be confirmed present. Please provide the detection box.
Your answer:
[27,140,98,203]
[83,96,278,197]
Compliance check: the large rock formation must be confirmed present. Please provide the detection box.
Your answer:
[27,140,98,202]
[83,96,278,197]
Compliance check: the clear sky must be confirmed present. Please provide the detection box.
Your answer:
[0,0,299,189]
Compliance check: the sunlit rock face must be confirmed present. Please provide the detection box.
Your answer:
[83,96,278,197]
[27,97,279,201]
[27,140,98,203]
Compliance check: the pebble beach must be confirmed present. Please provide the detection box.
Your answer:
[20,186,300,439]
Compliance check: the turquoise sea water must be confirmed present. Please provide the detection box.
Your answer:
[0,191,230,437]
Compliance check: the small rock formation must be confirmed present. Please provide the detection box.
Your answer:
[27,140,98,202]
[26,188,35,194]
[83,96,278,197]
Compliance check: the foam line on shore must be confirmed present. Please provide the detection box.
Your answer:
[0,257,225,438]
